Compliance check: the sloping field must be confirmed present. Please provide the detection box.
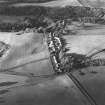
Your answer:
[64,24,105,58]
[0,75,90,105]
[12,0,81,7]
[0,31,54,76]
[64,35,105,55]
[0,32,45,69]
[64,24,105,105]
[0,31,54,99]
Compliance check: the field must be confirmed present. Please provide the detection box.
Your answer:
[72,66,105,105]
[0,0,81,7]
[64,23,105,58]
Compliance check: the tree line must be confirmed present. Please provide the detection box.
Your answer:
[0,5,105,31]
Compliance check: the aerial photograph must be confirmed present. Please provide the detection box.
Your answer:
[0,0,105,105]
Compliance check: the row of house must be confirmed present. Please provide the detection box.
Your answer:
[47,20,66,74]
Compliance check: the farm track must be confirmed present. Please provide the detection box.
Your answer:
[66,73,98,105]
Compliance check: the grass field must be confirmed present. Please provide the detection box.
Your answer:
[64,24,105,58]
